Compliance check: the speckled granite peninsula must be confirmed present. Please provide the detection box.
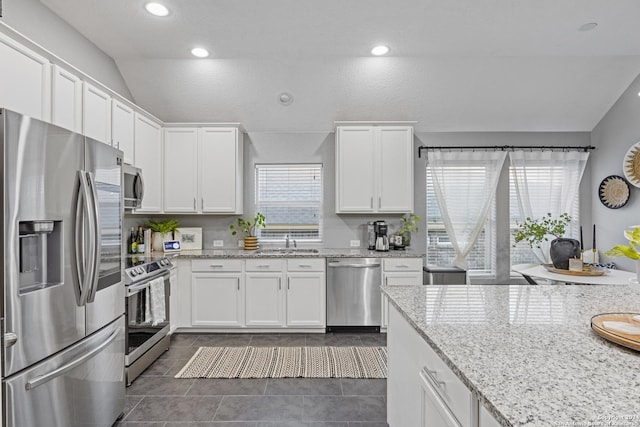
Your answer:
[382,284,640,427]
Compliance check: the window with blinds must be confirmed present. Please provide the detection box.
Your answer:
[255,164,323,241]
[425,167,496,275]
[509,165,580,266]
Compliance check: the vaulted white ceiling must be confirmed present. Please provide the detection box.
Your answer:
[40,0,640,132]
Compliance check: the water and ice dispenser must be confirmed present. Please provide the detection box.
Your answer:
[18,220,62,293]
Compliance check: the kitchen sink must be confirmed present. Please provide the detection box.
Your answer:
[258,248,320,255]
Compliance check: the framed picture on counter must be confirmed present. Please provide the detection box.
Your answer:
[176,227,202,250]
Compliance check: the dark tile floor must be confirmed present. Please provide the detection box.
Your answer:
[116,332,388,427]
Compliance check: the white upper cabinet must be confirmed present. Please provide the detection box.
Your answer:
[200,127,243,214]
[336,127,376,212]
[134,112,163,213]
[0,33,51,121]
[163,128,198,212]
[82,82,111,144]
[378,127,414,212]
[336,124,414,214]
[162,126,243,214]
[111,100,135,164]
[51,65,82,133]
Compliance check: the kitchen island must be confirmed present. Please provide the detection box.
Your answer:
[382,284,640,427]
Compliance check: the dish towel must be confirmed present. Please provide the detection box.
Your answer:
[149,276,166,326]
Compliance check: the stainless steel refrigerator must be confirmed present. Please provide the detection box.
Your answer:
[0,109,125,426]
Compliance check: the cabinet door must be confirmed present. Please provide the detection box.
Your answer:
[378,126,414,212]
[111,100,135,164]
[0,33,51,121]
[133,113,163,212]
[192,273,243,327]
[200,127,243,213]
[479,405,502,427]
[51,65,82,132]
[335,126,375,213]
[83,82,111,143]
[245,273,283,327]
[419,369,461,427]
[286,272,325,327]
[164,128,198,212]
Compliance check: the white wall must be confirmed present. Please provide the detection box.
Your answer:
[1,0,133,100]
[591,73,640,272]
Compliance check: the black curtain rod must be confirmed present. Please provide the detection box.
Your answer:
[417,145,595,158]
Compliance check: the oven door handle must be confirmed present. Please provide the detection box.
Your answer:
[127,271,170,294]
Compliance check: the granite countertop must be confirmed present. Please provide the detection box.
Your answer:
[382,284,640,427]
[173,248,425,259]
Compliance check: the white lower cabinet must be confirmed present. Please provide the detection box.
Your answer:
[245,259,285,327]
[388,304,500,427]
[381,258,423,330]
[186,258,326,330]
[191,259,244,327]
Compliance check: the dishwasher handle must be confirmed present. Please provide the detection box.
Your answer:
[328,262,381,268]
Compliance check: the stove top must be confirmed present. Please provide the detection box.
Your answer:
[124,256,173,285]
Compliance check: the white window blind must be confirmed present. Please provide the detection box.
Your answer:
[509,165,580,266]
[255,164,323,241]
[426,167,496,274]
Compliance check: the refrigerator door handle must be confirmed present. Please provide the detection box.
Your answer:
[85,171,102,304]
[25,328,119,391]
[74,171,91,305]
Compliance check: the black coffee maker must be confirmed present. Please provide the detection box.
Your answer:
[374,221,389,251]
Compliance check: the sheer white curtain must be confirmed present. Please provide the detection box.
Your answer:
[427,150,507,269]
[509,150,589,263]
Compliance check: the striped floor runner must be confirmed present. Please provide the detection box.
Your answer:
[174,346,387,379]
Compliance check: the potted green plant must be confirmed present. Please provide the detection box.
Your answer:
[229,212,266,250]
[398,213,421,246]
[513,212,578,269]
[147,219,180,252]
[605,226,640,283]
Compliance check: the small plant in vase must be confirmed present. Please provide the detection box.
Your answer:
[605,226,640,284]
[398,213,421,247]
[146,219,180,252]
[513,212,578,269]
[229,212,266,250]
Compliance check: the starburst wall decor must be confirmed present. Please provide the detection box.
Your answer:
[623,141,640,187]
[598,175,630,209]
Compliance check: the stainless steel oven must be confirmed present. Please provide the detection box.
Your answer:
[124,256,173,385]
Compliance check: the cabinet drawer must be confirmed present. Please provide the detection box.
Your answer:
[192,259,243,272]
[383,258,423,272]
[246,259,284,272]
[418,339,473,427]
[287,258,325,272]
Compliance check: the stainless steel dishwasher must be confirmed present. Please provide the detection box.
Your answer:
[326,258,381,331]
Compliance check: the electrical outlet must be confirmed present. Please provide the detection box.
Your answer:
[213,240,223,247]
[238,240,244,247]
[350,240,360,247]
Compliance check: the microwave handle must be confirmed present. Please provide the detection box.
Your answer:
[134,171,144,206]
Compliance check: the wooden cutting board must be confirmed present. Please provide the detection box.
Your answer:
[591,313,640,352]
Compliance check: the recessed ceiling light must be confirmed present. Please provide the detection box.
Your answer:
[145,2,169,17]
[578,22,598,32]
[191,47,209,58]
[278,92,294,106]
[371,45,390,56]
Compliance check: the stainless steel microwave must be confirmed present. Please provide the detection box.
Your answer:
[122,164,144,210]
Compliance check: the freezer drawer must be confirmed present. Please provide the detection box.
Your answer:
[3,317,125,427]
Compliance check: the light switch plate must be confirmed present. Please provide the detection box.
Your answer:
[350,240,360,247]
[213,240,223,247]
